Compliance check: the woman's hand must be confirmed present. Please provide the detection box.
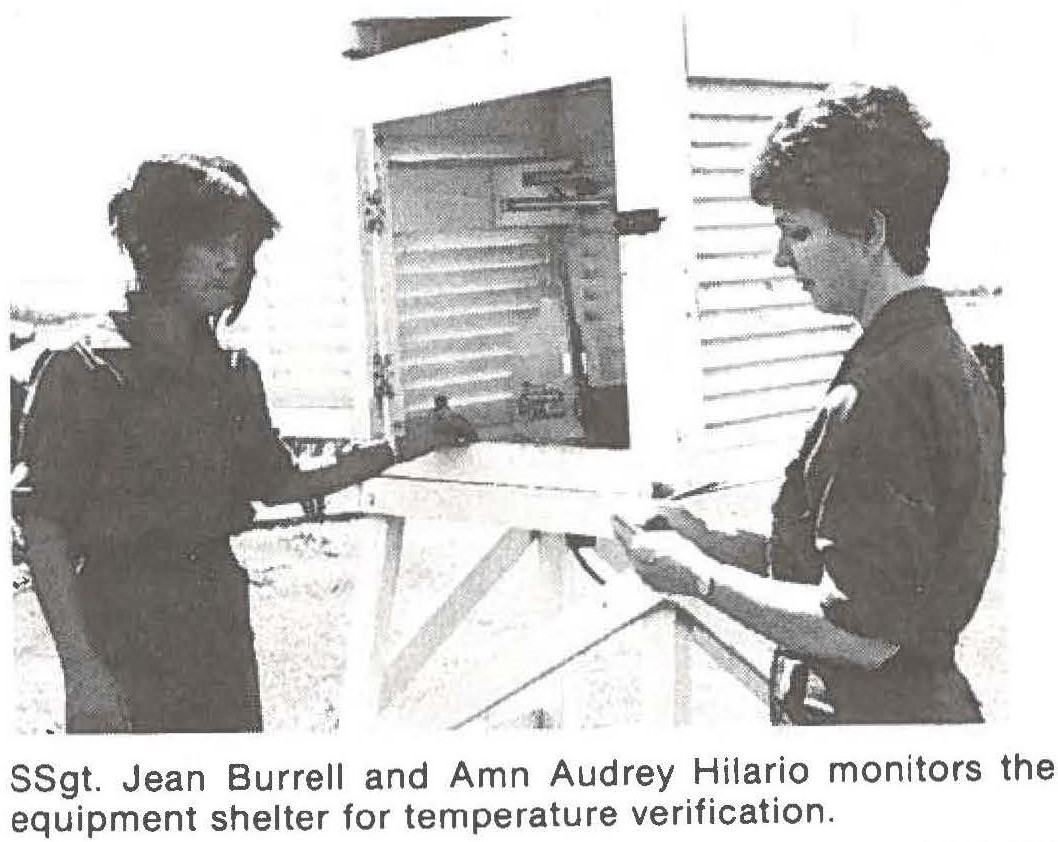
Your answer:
[64,657,131,734]
[336,441,396,478]
[653,507,769,574]
[427,404,478,450]
[613,518,715,600]
[398,397,479,461]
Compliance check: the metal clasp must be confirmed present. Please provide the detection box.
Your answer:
[373,352,395,402]
[364,188,386,234]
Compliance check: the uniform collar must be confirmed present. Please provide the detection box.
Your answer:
[109,293,225,375]
[845,287,951,365]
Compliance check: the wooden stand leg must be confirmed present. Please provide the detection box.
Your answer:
[341,515,405,730]
[639,605,692,726]
[378,528,535,711]
[372,516,405,667]
[536,532,579,728]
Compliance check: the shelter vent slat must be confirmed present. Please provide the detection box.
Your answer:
[392,231,550,421]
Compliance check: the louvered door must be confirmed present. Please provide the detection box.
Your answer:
[392,227,554,431]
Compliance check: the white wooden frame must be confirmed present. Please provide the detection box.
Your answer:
[340,443,771,729]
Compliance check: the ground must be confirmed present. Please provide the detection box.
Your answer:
[13,510,1007,733]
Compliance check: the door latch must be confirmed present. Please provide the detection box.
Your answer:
[613,208,664,236]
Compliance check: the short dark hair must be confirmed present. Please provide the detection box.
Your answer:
[109,154,279,320]
[750,85,948,276]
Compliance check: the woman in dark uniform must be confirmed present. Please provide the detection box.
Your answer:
[619,87,1003,724]
[20,155,473,733]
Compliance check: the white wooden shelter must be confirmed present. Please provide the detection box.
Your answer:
[252,14,1002,728]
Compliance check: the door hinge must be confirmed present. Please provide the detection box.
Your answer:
[364,188,386,234]
[373,352,395,403]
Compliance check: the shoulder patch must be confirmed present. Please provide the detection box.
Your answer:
[822,383,859,423]
[20,345,125,432]
[70,342,127,386]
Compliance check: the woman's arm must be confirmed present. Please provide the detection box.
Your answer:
[616,526,897,669]
[240,351,477,507]
[258,406,478,506]
[702,560,897,668]
[23,515,130,732]
[260,442,395,506]
[656,506,769,574]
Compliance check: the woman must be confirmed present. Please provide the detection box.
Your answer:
[620,86,1003,724]
[21,154,473,733]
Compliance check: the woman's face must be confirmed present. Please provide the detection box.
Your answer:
[169,230,257,318]
[772,207,870,321]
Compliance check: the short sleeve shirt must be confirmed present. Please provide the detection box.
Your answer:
[767,288,1003,661]
[20,339,294,558]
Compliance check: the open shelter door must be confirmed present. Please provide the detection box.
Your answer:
[350,14,697,476]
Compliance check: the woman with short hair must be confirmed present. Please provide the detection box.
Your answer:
[622,87,1003,724]
[21,155,473,733]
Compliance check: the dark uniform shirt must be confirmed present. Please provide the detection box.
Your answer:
[19,311,295,732]
[767,288,1003,723]
[20,323,294,559]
